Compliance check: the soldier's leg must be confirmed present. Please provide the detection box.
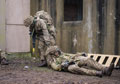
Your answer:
[38,40,47,66]
[77,56,106,71]
[68,64,102,77]
[85,58,106,70]
[38,40,45,61]
[77,57,114,76]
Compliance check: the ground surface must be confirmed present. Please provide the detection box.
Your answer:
[0,53,120,84]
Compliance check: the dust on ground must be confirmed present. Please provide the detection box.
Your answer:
[0,53,120,84]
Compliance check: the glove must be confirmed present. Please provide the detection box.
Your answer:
[61,61,69,71]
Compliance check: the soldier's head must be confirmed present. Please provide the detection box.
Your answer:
[53,49,61,57]
[46,46,61,56]
[24,16,34,27]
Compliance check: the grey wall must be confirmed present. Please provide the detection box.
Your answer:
[0,0,6,50]
[6,0,30,52]
[0,0,30,52]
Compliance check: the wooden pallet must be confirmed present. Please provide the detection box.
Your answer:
[87,54,120,67]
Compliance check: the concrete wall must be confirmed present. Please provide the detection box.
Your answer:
[0,0,6,50]
[1,0,118,54]
[5,0,30,52]
[35,0,119,55]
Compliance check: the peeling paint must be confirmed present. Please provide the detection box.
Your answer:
[73,34,77,47]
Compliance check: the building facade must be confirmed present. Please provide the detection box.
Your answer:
[31,0,120,55]
[0,0,30,52]
[0,0,120,55]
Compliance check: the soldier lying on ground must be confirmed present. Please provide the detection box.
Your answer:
[24,10,56,66]
[45,46,114,77]
[0,49,9,65]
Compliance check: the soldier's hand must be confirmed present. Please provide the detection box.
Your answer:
[61,61,69,70]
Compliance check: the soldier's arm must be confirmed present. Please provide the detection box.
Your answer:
[48,25,56,39]
[51,62,61,71]
[36,19,51,42]
[36,19,50,45]
[50,58,61,71]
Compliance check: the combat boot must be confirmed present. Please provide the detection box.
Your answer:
[102,63,114,76]
[96,71,103,78]
[0,58,9,65]
[38,60,47,67]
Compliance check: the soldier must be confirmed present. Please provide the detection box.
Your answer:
[45,46,114,77]
[0,49,9,65]
[24,10,56,66]
[35,10,56,45]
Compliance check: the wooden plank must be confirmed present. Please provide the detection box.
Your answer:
[105,57,113,67]
[92,55,99,61]
[98,56,105,64]
[114,57,120,66]
[87,54,120,67]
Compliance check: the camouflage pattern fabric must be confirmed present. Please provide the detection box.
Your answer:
[46,46,107,76]
[35,10,56,40]
[24,10,56,62]
[68,56,106,76]
[24,16,34,27]
[0,49,8,65]
[0,49,6,59]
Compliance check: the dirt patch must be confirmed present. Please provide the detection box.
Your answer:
[0,53,120,84]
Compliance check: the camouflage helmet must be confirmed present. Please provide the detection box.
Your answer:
[45,46,61,55]
[35,10,45,17]
[24,16,34,27]
[35,10,53,25]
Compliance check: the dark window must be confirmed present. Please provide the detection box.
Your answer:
[64,0,83,21]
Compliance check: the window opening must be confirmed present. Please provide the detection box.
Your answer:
[64,0,83,21]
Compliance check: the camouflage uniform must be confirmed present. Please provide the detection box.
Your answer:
[68,55,106,76]
[24,10,56,65]
[35,10,56,45]
[0,49,8,65]
[45,46,114,77]
[35,18,51,60]
[0,49,6,59]
[34,10,56,62]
